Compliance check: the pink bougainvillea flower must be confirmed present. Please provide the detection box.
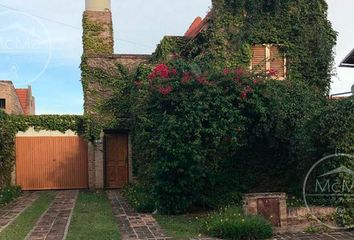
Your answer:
[245,85,254,93]
[234,76,241,83]
[240,85,254,100]
[169,68,177,76]
[240,91,248,100]
[182,73,192,84]
[235,67,245,76]
[267,68,278,77]
[196,76,210,85]
[148,64,170,80]
[148,72,156,80]
[155,64,170,78]
[159,85,173,95]
[223,68,231,75]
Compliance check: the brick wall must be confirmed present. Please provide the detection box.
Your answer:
[0,81,24,115]
[84,54,150,118]
[83,11,114,55]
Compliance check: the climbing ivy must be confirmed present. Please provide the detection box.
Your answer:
[82,14,113,55]
[152,0,337,94]
[151,36,187,63]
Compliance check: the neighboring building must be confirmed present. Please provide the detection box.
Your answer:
[0,81,35,115]
[340,48,354,68]
[330,49,354,99]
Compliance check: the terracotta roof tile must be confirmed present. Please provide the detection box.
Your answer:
[184,12,212,39]
[185,17,203,38]
[15,89,29,114]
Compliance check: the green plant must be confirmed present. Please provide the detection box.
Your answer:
[66,191,121,240]
[313,97,354,227]
[0,111,15,186]
[201,206,273,240]
[155,214,204,239]
[304,224,323,234]
[0,186,22,205]
[121,184,156,213]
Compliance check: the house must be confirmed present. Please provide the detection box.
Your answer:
[0,81,35,115]
[330,49,354,99]
[80,0,333,190]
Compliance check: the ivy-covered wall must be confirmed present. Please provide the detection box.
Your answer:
[81,10,151,126]
[82,11,114,55]
[152,0,337,94]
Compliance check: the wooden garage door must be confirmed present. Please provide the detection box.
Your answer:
[16,137,88,190]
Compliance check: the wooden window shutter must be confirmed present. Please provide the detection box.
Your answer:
[270,46,285,79]
[252,45,267,72]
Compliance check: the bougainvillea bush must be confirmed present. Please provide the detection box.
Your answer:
[110,61,327,214]
[135,63,252,213]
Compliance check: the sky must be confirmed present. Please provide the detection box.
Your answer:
[0,0,352,115]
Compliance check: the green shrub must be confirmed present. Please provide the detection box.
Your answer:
[121,184,156,213]
[201,206,273,240]
[0,185,22,205]
[0,111,16,186]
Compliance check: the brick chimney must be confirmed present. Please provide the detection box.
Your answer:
[83,0,114,55]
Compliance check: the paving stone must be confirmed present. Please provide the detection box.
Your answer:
[107,190,172,240]
[26,190,78,240]
[0,192,38,232]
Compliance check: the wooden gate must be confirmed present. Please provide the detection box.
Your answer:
[257,198,281,227]
[105,133,129,188]
[16,136,88,190]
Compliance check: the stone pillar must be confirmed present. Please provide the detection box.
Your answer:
[243,193,288,228]
[11,167,16,186]
[94,142,104,189]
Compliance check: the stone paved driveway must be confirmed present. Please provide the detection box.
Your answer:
[0,192,38,232]
[108,190,171,240]
[26,190,78,240]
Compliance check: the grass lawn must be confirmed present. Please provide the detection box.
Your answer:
[0,192,55,240]
[66,191,121,240]
[155,214,206,240]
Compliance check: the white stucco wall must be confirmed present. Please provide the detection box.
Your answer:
[85,0,111,11]
[16,127,77,137]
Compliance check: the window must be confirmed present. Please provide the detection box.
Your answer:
[0,99,5,109]
[251,44,286,80]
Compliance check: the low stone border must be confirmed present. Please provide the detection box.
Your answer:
[108,190,171,240]
[26,190,78,240]
[0,192,38,232]
[272,231,354,240]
